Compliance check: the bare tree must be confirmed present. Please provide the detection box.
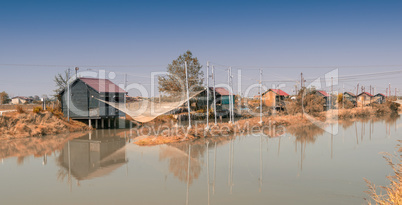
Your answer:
[53,70,69,96]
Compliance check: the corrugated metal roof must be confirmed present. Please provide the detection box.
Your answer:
[80,78,126,93]
[375,93,386,97]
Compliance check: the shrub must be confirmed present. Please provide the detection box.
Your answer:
[33,106,43,114]
[15,105,25,113]
[364,140,402,205]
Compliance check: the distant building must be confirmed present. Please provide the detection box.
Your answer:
[196,87,234,110]
[343,92,357,106]
[374,93,386,104]
[315,90,330,110]
[11,96,33,104]
[261,89,289,109]
[59,77,127,128]
[356,92,373,107]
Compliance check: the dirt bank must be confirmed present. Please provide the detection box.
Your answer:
[134,106,400,146]
[0,111,90,140]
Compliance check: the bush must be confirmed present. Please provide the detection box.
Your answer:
[33,106,43,114]
[15,105,25,113]
[387,101,400,112]
[364,140,402,205]
[286,89,325,116]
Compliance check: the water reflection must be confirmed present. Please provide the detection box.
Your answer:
[0,131,89,163]
[0,115,401,205]
[57,131,127,184]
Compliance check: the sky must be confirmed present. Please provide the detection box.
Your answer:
[1,0,402,97]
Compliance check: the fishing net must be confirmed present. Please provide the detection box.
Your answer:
[96,89,206,123]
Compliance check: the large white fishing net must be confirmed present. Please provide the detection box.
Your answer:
[97,89,206,123]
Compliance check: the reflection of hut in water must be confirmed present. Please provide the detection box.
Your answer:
[287,124,325,144]
[159,144,202,184]
[58,133,127,181]
[158,138,229,184]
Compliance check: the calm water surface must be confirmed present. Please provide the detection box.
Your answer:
[1,116,401,205]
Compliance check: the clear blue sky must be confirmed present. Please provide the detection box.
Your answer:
[1,0,402,97]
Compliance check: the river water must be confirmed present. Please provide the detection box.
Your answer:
[1,115,401,205]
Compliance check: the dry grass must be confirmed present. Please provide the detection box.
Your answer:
[364,141,402,205]
[0,111,90,140]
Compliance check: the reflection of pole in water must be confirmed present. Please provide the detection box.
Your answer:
[259,135,262,192]
[186,145,191,205]
[300,141,303,171]
[277,136,281,157]
[331,124,333,159]
[42,153,47,165]
[228,139,231,187]
[206,142,210,205]
[230,139,234,194]
[68,140,72,193]
[370,120,372,141]
[213,142,217,195]
[355,122,359,145]
[361,121,363,142]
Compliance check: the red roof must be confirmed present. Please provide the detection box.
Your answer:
[269,89,289,96]
[316,90,330,97]
[358,92,373,97]
[210,87,231,96]
[80,78,126,93]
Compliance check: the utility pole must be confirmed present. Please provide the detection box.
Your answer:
[300,73,303,89]
[206,62,210,129]
[212,66,217,125]
[343,84,345,109]
[259,69,263,124]
[185,61,191,129]
[370,85,372,107]
[227,67,232,123]
[386,88,388,98]
[124,74,127,120]
[389,83,391,97]
[356,83,359,96]
[331,77,333,111]
[229,67,234,123]
[67,68,70,122]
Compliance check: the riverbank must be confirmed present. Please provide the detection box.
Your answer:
[0,110,90,140]
[134,106,401,146]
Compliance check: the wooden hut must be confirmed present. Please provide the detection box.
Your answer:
[59,77,127,128]
[356,92,373,107]
[374,93,386,104]
[315,90,330,110]
[261,89,289,109]
[195,87,234,110]
[343,92,357,106]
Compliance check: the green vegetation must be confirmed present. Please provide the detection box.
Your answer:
[0,91,10,104]
[158,50,204,96]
